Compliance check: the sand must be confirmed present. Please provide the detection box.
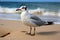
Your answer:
[0,19,60,40]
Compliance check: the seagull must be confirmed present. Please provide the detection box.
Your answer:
[16,6,52,36]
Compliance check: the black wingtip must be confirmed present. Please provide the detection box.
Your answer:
[45,22,54,25]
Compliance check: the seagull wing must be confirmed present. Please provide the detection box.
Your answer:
[30,14,46,26]
[30,14,41,20]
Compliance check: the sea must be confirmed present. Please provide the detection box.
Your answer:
[0,2,60,24]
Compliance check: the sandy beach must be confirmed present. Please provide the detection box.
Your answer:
[0,19,60,40]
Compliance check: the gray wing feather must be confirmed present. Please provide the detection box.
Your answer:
[30,15,46,26]
[33,20,45,26]
[30,15,41,21]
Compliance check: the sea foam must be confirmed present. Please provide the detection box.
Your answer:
[0,6,60,17]
[0,6,17,13]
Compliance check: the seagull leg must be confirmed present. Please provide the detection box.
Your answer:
[34,27,35,35]
[31,27,35,36]
[26,26,32,35]
[30,26,32,34]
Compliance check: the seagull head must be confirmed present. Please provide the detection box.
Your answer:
[16,6,27,12]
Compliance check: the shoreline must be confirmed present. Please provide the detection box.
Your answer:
[0,18,60,24]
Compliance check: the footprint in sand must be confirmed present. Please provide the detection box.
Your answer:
[0,32,10,38]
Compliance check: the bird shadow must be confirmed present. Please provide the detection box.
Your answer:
[21,31,27,33]
[37,31,60,35]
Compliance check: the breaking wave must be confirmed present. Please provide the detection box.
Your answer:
[0,6,17,13]
[0,6,60,17]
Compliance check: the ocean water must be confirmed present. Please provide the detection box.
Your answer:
[0,2,60,24]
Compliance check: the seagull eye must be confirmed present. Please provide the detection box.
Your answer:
[22,7,25,9]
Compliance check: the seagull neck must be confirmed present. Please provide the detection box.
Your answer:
[21,10,29,20]
[21,11,29,20]
[21,10,29,15]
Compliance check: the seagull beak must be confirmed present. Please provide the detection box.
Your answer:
[16,8,21,11]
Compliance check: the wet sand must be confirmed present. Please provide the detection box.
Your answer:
[0,19,60,40]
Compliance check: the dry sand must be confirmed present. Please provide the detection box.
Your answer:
[0,19,60,40]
